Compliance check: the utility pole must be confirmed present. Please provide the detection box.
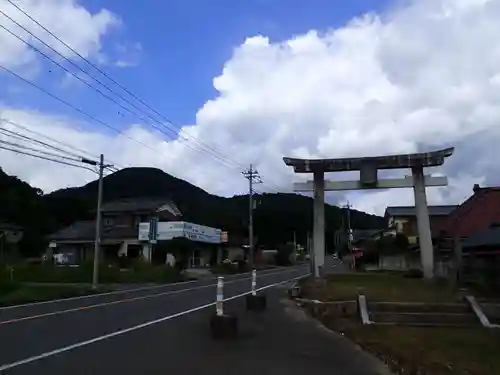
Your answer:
[242,164,262,269]
[346,201,352,247]
[82,154,112,289]
[345,201,354,269]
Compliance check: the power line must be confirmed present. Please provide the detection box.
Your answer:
[0,63,166,155]
[0,62,280,193]
[5,0,243,168]
[0,5,245,170]
[0,143,98,173]
[0,20,239,170]
[0,118,121,169]
[0,126,85,159]
[0,2,283,193]
[0,138,84,163]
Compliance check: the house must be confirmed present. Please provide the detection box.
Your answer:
[460,222,500,287]
[434,185,500,286]
[48,197,182,264]
[367,205,456,271]
[436,185,500,238]
[384,205,457,244]
[0,222,23,262]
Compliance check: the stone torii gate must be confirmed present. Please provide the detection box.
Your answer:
[283,147,454,279]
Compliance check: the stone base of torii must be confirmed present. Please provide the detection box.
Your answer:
[283,148,454,279]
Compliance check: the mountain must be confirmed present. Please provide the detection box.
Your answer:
[1,167,384,255]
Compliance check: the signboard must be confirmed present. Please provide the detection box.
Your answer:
[149,217,158,244]
[138,221,222,244]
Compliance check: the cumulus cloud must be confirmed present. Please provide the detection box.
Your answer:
[2,0,500,216]
[0,0,120,70]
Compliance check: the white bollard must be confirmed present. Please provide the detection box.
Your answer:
[251,269,257,296]
[216,276,224,316]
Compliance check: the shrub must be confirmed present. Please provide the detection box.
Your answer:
[404,269,423,278]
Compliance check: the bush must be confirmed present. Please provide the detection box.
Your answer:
[404,269,423,278]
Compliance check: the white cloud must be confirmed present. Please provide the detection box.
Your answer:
[0,0,120,70]
[2,0,500,217]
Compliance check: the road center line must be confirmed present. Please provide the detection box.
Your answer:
[0,272,310,372]
[0,267,304,324]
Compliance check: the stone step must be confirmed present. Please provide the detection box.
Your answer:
[369,302,470,314]
[370,312,479,325]
[373,321,478,328]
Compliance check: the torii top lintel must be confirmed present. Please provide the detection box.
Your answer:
[283,147,454,173]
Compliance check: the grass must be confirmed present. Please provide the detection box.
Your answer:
[300,272,500,375]
[0,262,185,284]
[319,317,500,375]
[301,272,463,302]
[0,282,105,307]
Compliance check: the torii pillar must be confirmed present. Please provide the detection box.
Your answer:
[284,147,454,279]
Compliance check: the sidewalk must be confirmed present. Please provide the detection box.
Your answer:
[185,286,393,375]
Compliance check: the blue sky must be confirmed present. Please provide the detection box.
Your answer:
[4,0,391,134]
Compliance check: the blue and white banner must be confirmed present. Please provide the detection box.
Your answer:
[138,221,222,244]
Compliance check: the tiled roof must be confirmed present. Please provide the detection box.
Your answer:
[385,205,457,217]
[0,222,23,231]
[462,223,500,248]
[100,198,181,216]
[438,186,500,237]
[48,221,139,241]
[48,221,95,241]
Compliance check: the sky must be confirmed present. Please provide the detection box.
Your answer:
[1,0,500,215]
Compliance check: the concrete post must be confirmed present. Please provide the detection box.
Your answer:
[313,170,325,277]
[412,166,434,279]
[142,244,152,263]
[216,246,223,264]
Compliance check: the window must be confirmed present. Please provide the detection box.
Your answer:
[103,217,114,226]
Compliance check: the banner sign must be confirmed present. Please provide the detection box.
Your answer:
[138,221,222,244]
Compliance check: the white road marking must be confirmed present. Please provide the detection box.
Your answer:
[0,267,306,322]
[0,265,305,311]
[0,272,310,372]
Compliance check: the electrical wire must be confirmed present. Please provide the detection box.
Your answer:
[0,2,282,193]
[0,118,122,168]
[0,138,85,162]
[0,126,85,159]
[0,64,165,155]
[4,0,245,169]
[0,144,98,173]
[0,7,244,170]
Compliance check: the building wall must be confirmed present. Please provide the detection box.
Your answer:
[378,253,421,271]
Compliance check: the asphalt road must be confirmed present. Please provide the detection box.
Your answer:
[0,265,310,373]
[0,264,389,375]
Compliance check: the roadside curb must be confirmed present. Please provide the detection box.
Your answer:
[281,298,395,375]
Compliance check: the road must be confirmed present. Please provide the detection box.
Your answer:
[0,264,389,375]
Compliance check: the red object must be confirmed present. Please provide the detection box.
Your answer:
[437,186,500,238]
